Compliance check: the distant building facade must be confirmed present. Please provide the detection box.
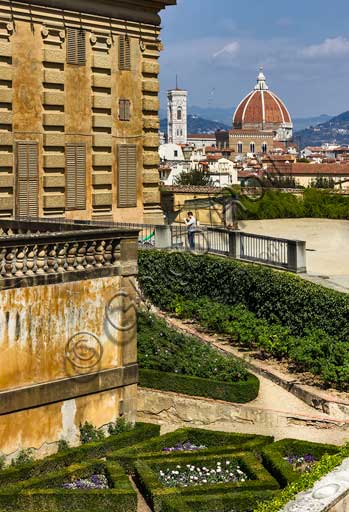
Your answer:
[216,68,293,155]
[0,0,175,224]
[167,88,188,144]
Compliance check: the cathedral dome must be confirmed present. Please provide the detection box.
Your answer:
[233,69,292,135]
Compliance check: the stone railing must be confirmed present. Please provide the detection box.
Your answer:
[0,220,139,286]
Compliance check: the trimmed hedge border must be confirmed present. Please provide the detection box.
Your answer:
[135,451,280,512]
[138,250,349,341]
[0,423,159,487]
[0,460,136,512]
[110,428,273,473]
[162,490,279,512]
[139,368,260,404]
[261,439,339,488]
[254,443,349,512]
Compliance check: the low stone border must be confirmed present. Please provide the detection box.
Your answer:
[153,309,349,420]
[282,458,349,512]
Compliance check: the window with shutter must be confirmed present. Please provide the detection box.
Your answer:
[66,144,86,210]
[119,99,131,121]
[119,35,131,70]
[67,28,86,65]
[16,141,39,218]
[117,144,137,208]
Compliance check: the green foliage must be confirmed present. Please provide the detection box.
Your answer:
[254,444,349,512]
[0,423,160,487]
[0,455,5,471]
[0,460,137,512]
[108,417,133,436]
[138,311,248,382]
[261,439,339,488]
[57,440,70,452]
[11,449,34,467]
[310,176,336,189]
[111,427,273,474]
[174,168,214,186]
[238,189,349,220]
[79,422,105,444]
[139,251,349,390]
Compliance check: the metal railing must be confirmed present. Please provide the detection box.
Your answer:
[240,233,288,268]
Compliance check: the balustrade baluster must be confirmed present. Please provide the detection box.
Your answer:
[15,245,26,277]
[0,248,6,276]
[47,243,57,274]
[36,245,48,274]
[66,242,78,271]
[85,241,96,268]
[4,248,17,277]
[56,243,67,273]
[26,245,37,275]
[95,240,106,267]
[104,240,113,266]
[76,242,87,271]
[112,240,121,264]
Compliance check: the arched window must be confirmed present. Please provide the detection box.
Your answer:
[250,142,255,154]
[237,142,243,153]
[180,129,183,136]
[262,143,268,153]
[177,107,182,120]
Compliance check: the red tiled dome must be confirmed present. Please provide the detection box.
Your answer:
[233,69,292,130]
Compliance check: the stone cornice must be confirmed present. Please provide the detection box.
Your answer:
[3,0,176,25]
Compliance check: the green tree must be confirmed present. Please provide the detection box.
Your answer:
[174,168,214,186]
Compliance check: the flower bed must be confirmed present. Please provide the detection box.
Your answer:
[138,312,260,403]
[62,473,109,490]
[0,460,136,512]
[163,442,206,453]
[261,439,339,487]
[110,428,274,473]
[159,460,248,488]
[135,452,279,512]
[0,422,159,487]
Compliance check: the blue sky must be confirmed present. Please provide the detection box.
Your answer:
[159,0,349,117]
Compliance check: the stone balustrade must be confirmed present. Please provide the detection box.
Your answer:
[0,220,139,285]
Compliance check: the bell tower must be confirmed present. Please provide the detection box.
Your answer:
[167,79,188,144]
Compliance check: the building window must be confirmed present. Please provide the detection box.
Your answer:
[66,28,86,65]
[117,144,137,208]
[180,129,183,136]
[65,144,86,210]
[16,141,39,217]
[250,143,255,153]
[177,129,179,136]
[174,150,178,157]
[119,34,131,70]
[177,107,182,120]
[262,143,268,153]
[237,143,243,153]
[119,99,131,121]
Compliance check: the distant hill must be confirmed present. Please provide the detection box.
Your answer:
[160,114,230,136]
[292,115,332,131]
[295,111,349,148]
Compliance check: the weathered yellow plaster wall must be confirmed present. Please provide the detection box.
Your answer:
[0,275,133,391]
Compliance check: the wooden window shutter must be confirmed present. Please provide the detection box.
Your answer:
[66,144,86,210]
[117,144,137,208]
[67,28,86,65]
[119,99,131,121]
[16,141,39,218]
[119,35,131,70]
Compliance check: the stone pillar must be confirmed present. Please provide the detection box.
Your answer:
[287,240,307,273]
[154,225,171,249]
[228,231,241,259]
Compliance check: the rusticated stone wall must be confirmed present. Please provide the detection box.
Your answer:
[0,0,171,223]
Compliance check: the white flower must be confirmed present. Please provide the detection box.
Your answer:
[226,461,230,465]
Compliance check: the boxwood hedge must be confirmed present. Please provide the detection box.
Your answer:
[0,423,159,486]
[0,460,136,512]
[139,368,260,404]
[110,428,273,473]
[261,438,339,487]
[135,451,279,512]
[138,250,349,341]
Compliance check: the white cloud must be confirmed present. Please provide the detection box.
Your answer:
[302,37,349,58]
[213,41,240,59]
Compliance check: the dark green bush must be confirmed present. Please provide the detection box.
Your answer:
[138,311,249,382]
[0,423,159,486]
[10,450,34,467]
[111,428,273,474]
[80,421,106,444]
[139,251,349,390]
[261,439,339,488]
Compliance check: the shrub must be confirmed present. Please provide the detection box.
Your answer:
[57,440,70,452]
[80,422,105,444]
[11,449,34,467]
[0,455,5,471]
[254,443,349,512]
[0,423,160,487]
[108,417,133,436]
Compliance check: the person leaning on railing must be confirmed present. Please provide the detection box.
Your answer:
[184,212,197,250]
